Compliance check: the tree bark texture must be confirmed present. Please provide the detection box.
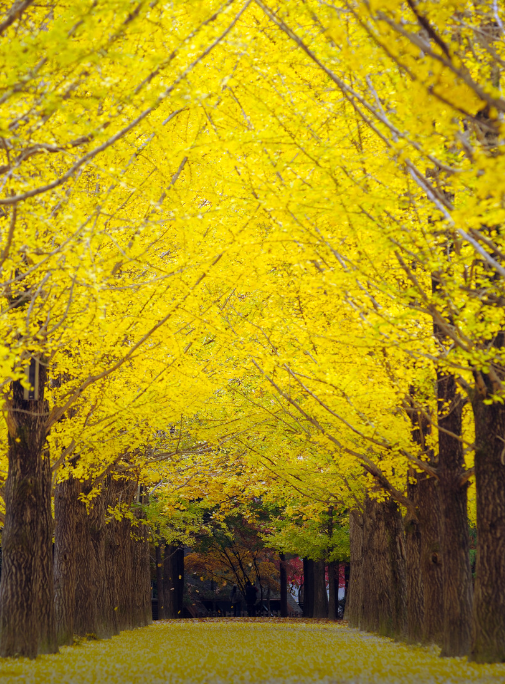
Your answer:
[103,476,121,637]
[73,483,98,637]
[54,475,80,646]
[302,558,314,618]
[313,560,328,618]
[416,474,444,646]
[429,274,474,655]
[360,496,407,638]
[470,395,505,662]
[404,476,424,643]
[279,553,288,618]
[0,368,58,658]
[89,487,118,638]
[131,502,152,628]
[437,371,473,657]
[104,516,120,636]
[345,510,363,626]
[37,444,58,655]
[55,475,127,644]
[49,471,149,651]
[115,480,138,631]
[116,516,134,630]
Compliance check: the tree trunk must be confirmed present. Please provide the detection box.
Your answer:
[360,496,406,638]
[37,444,58,655]
[162,544,184,619]
[437,371,473,657]
[328,561,338,620]
[313,560,328,618]
[406,394,443,645]
[279,553,288,618]
[131,501,152,628]
[115,480,138,631]
[416,474,444,646]
[104,516,120,636]
[54,476,80,646]
[302,558,314,618]
[116,515,134,631]
[155,543,164,619]
[175,546,184,618]
[103,476,120,637]
[73,483,98,637]
[89,488,117,638]
[359,498,380,632]
[404,475,424,643]
[344,563,350,615]
[389,499,408,638]
[470,395,505,663]
[0,367,58,658]
[163,544,178,619]
[345,510,363,626]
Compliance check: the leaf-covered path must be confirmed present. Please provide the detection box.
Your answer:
[2,619,505,684]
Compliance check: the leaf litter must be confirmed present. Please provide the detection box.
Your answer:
[1,619,505,684]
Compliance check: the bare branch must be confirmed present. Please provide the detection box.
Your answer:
[0,0,35,36]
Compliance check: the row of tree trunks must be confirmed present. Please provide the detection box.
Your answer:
[0,357,153,659]
[349,488,456,645]
[53,475,151,644]
[302,558,343,620]
[348,442,472,654]
[402,373,472,656]
[359,496,407,638]
[345,354,501,661]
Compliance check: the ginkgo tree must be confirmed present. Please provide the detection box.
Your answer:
[1,0,505,666]
[0,0,259,658]
[185,0,504,661]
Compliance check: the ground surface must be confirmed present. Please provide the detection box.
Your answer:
[2,618,505,683]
